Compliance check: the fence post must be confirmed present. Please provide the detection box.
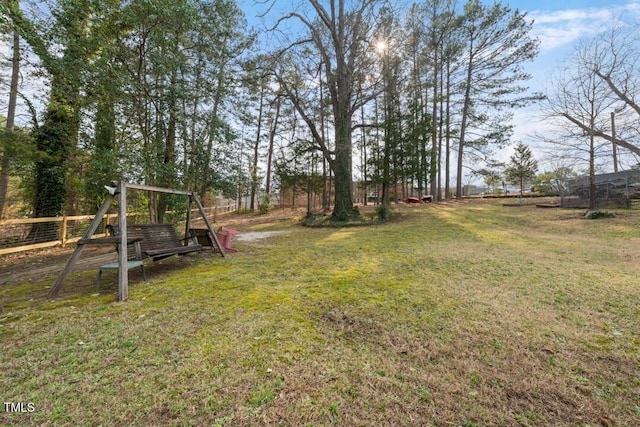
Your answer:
[60,216,68,247]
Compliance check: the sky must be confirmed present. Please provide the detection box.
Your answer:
[504,0,640,170]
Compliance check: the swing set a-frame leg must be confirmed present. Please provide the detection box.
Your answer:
[48,194,115,298]
[192,194,225,257]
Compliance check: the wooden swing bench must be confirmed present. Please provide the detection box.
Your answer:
[50,181,225,302]
[106,223,203,262]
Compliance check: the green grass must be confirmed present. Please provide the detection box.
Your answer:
[1,200,639,426]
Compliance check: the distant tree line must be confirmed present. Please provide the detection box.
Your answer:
[13,1,640,221]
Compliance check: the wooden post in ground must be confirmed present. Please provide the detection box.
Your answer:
[185,195,192,245]
[60,216,68,247]
[192,193,225,256]
[48,194,114,298]
[117,181,129,302]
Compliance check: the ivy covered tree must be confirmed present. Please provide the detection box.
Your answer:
[8,0,102,218]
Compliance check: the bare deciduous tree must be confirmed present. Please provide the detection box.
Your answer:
[269,0,380,220]
[545,20,640,164]
[544,38,619,209]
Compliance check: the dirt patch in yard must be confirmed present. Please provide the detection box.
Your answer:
[0,208,307,286]
[235,230,291,242]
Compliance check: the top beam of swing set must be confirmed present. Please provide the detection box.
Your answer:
[114,182,193,196]
[49,181,225,302]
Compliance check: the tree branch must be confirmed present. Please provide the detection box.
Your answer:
[594,69,640,116]
[560,112,640,157]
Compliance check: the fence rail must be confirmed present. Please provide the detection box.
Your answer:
[0,204,235,256]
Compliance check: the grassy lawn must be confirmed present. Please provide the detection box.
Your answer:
[1,200,639,426]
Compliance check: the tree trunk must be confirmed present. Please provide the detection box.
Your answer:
[265,98,280,194]
[589,117,597,210]
[360,101,368,206]
[86,89,117,209]
[332,113,354,220]
[381,65,391,207]
[437,57,444,201]
[250,88,265,211]
[157,112,175,222]
[445,59,451,200]
[456,40,474,200]
[200,62,226,201]
[320,70,329,212]
[430,43,438,201]
[0,19,20,219]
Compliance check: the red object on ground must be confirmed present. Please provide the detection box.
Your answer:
[407,197,420,204]
[216,227,239,253]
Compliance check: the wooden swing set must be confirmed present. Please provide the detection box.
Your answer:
[49,181,225,302]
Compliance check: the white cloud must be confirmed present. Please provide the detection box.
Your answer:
[529,2,640,52]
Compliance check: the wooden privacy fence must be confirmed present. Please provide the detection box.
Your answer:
[0,204,235,256]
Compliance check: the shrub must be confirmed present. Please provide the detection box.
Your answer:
[258,193,272,215]
[584,210,615,219]
[376,204,391,222]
